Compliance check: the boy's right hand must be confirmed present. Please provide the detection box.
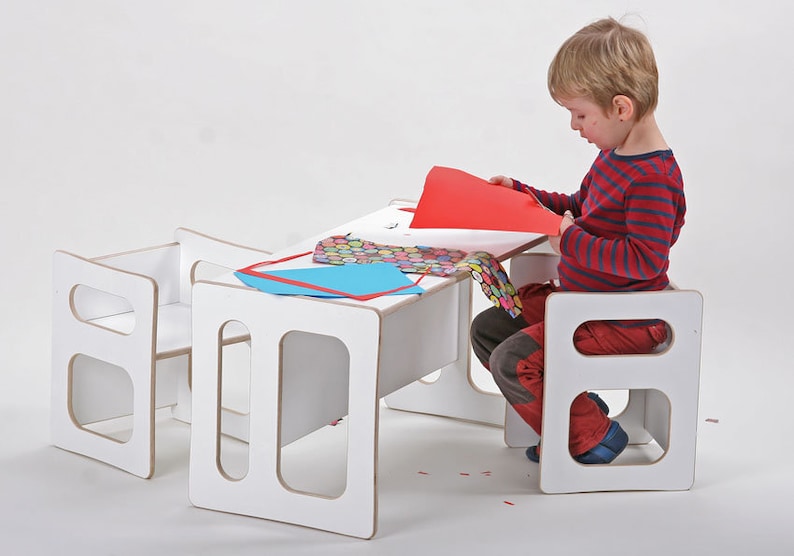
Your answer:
[488,175,514,188]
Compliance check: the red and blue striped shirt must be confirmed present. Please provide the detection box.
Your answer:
[515,149,685,292]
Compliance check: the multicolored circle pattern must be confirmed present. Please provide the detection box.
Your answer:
[457,251,522,318]
[312,235,523,317]
[313,234,469,276]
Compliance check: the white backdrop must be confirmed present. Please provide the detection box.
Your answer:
[1,1,791,458]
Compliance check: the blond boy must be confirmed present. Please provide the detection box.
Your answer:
[472,18,685,463]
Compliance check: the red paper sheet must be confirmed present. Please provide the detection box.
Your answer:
[409,166,563,235]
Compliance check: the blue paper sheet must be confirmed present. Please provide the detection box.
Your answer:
[234,263,425,298]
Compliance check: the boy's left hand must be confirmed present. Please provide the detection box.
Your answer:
[488,175,514,188]
[549,211,575,254]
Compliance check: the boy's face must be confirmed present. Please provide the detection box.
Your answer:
[557,96,629,151]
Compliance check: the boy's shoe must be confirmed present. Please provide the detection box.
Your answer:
[526,420,628,464]
[525,392,609,463]
[525,445,542,463]
[573,420,628,464]
[588,392,610,415]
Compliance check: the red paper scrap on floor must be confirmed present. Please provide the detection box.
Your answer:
[409,166,563,235]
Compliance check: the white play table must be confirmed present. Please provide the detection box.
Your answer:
[188,200,545,538]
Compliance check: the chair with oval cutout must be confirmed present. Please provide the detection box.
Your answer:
[50,228,271,478]
[503,252,704,493]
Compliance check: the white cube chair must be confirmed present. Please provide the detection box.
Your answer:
[50,228,271,478]
[504,252,703,493]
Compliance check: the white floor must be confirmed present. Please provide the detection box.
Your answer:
[3,391,793,556]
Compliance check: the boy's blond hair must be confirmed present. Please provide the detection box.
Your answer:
[548,17,659,120]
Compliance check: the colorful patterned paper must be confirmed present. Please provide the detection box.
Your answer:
[313,234,468,276]
[313,235,523,317]
[453,251,522,318]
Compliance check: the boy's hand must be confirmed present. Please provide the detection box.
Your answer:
[488,175,514,188]
[549,211,575,254]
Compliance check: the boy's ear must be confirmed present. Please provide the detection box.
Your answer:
[612,95,634,121]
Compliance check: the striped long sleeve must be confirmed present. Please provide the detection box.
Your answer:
[515,149,685,292]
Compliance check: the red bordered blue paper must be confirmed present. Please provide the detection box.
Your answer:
[235,259,425,301]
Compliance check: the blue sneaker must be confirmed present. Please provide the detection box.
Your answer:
[525,445,542,463]
[526,420,628,464]
[588,392,610,416]
[525,392,609,463]
[573,420,628,464]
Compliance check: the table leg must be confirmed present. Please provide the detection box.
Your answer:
[384,278,506,426]
[189,283,381,539]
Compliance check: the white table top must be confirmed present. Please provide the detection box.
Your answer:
[225,200,546,312]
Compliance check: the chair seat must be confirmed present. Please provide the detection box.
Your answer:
[89,302,251,360]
